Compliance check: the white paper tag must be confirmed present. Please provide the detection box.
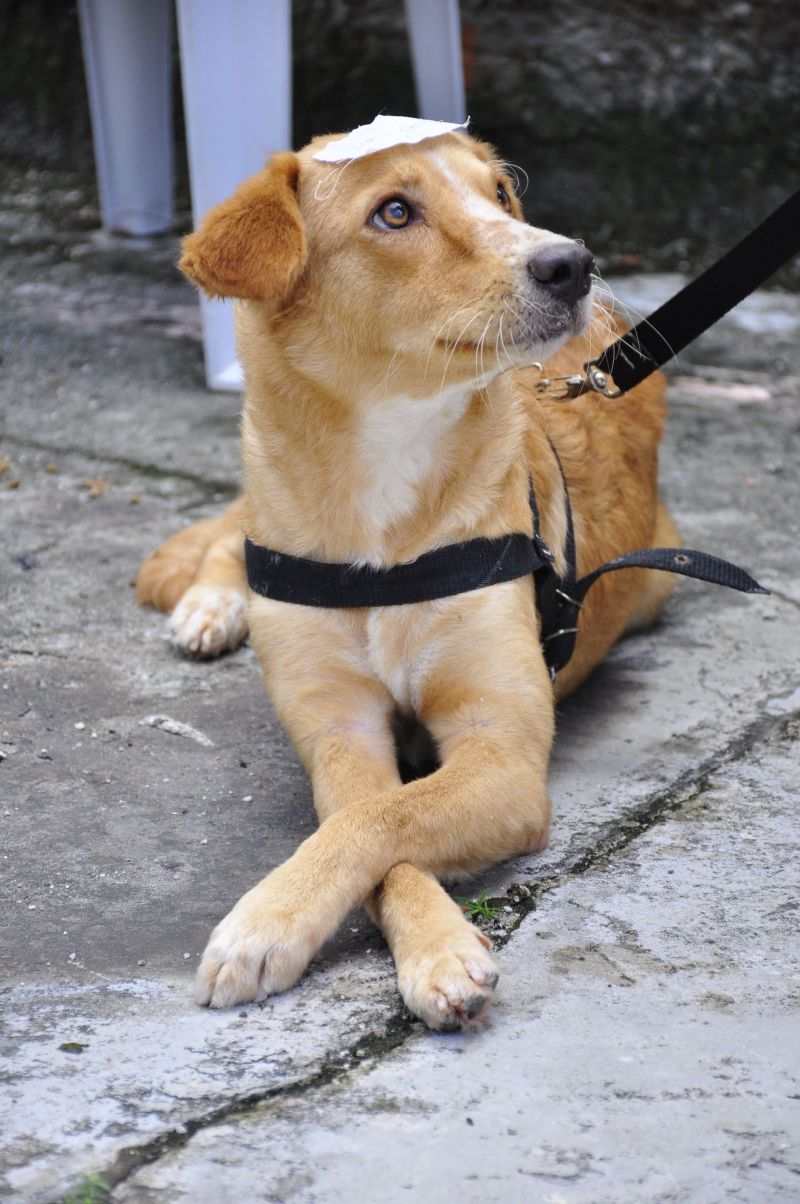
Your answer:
[313,114,469,163]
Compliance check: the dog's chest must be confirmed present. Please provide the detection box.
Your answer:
[355,385,470,538]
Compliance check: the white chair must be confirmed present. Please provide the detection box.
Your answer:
[78,0,465,391]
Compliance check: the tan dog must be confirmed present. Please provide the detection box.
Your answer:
[138,125,677,1030]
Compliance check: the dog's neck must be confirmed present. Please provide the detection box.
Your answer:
[240,316,531,567]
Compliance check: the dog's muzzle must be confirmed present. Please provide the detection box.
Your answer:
[527,244,595,307]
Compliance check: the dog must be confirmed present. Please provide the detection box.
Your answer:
[137,120,678,1030]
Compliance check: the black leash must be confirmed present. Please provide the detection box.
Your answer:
[537,187,800,401]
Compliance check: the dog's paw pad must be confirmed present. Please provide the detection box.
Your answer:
[398,931,500,1032]
[169,585,248,658]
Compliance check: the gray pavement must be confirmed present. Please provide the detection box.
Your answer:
[1,184,799,1202]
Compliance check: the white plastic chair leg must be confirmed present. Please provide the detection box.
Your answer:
[176,0,292,392]
[404,0,466,123]
[77,0,174,236]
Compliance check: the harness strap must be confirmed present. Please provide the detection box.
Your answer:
[530,440,766,674]
[246,466,766,676]
[541,546,767,676]
[245,529,552,609]
[530,440,578,670]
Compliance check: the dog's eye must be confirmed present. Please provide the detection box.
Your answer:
[496,182,513,213]
[373,198,412,230]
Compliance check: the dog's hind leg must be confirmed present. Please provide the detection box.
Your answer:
[137,498,249,657]
[168,523,249,657]
[555,499,682,700]
[137,498,245,612]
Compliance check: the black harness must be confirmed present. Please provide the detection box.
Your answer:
[245,459,765,679]
[525,451,765,676]
[245,188,799,672]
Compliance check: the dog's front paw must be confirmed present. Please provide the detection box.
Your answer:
[397,926,499,1032]
[169,584,248,658]
[195,878,321,1008]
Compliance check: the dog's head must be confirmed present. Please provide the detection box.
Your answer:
[180,127,594,389]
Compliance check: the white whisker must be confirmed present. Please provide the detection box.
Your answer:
[425,298,484,382]
[593,272,680,370]
[438,306,488,392]
[500,160,530,199]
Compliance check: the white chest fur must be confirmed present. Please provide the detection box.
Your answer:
[356,382,471,536]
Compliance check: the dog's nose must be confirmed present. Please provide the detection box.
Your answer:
[528,243,595,304]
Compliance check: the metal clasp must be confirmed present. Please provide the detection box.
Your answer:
[583,359,623,398]
[532,363,586,401]
[533,358,623,402]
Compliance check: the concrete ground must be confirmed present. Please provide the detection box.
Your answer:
[1,174,799,1202]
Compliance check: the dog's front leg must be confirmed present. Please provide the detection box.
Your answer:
[367,864,500,1030]
[310,727,503,1030]
[194,676,488,1021]
[196,604,553,1019]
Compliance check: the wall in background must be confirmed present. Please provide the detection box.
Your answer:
[1,0,797,275]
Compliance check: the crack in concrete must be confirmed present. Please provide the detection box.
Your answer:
[93,706,797,1200]
[98,1010,413,1197]
[1,433,238,498]
[7,647,82,662]
[496,708,798,945]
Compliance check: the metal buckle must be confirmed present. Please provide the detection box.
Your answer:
[555,587,583,609]
[542,626,580,643]
[533,358,623,402]
[533,533,555,562]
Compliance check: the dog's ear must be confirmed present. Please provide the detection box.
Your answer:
[179,152,307,302]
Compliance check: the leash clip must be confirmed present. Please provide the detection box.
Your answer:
[532,364,586,401]
[533,359,623,402]
[583,358,624,398]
